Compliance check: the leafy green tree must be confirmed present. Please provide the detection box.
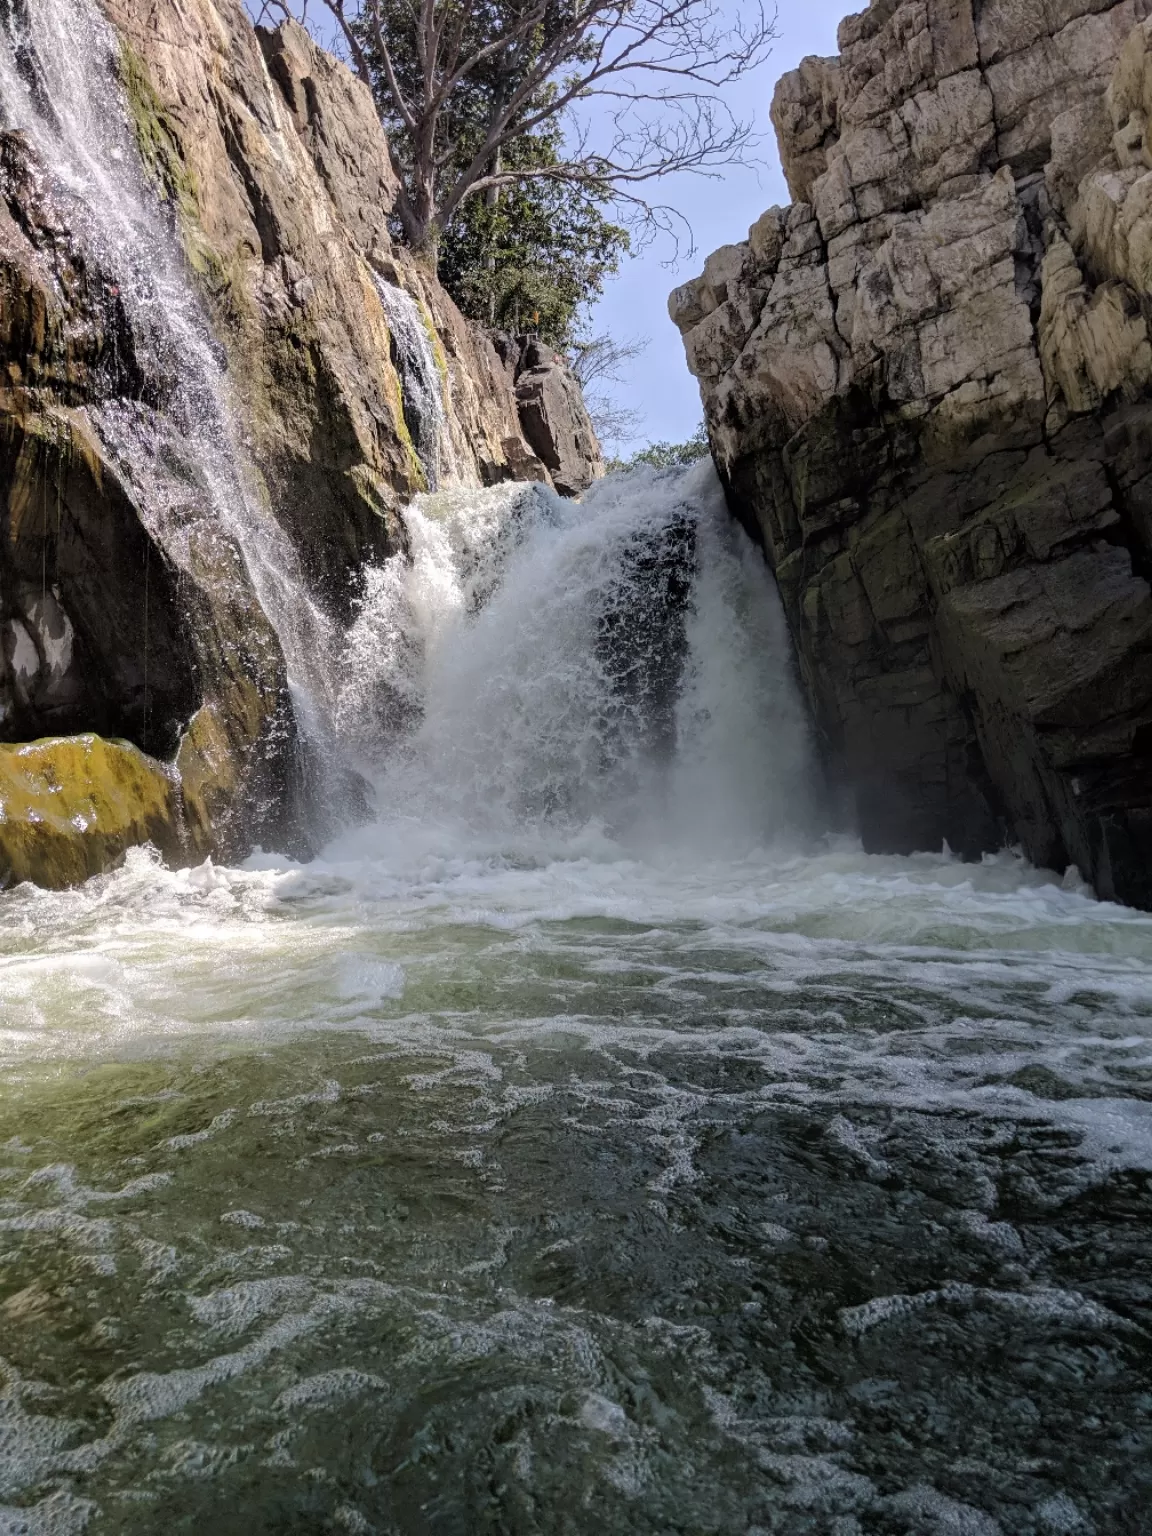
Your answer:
[436,121,629,346]
[607,422,710,472]
[261,0,775,259]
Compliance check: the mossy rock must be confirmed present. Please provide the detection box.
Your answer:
[118,42,199,225]
[0,735,184,889]
[117,42,227,290]
[176,701,246,858]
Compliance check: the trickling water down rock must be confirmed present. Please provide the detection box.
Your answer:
[373,277,452,492]
[0,6,299,869]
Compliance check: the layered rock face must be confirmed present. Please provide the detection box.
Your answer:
[505,337,605,497]
[105,0,602,604]
[1,0,601,885]
[672,0,1152,907]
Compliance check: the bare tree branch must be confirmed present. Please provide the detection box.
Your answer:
[586,391,645,450]
[569,332,649,390]
[260,0,776,257]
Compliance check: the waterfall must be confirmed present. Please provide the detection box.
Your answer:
[0,0,815,862]
[373,277,452,491]
[333,460,817,856]
[0,0,339,744]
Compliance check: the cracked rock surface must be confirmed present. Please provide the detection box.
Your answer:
[672,0,1152,908]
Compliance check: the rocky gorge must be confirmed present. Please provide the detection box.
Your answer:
[0,0,601,886]
[3,5,1152,1524]
[673,0,1152,910]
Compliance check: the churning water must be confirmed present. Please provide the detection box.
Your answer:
[2,462,1152,1534]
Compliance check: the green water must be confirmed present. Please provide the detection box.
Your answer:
[1,845,1150,1534]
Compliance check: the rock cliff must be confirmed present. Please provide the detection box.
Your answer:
[0,0,602,886]
[106,3,599,603]
[672,0,1152,908]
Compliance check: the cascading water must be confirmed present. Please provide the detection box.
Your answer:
[2,5,1152,1532]
[334,461,816,857]
[373,277,453,490]
[0,0,339,749]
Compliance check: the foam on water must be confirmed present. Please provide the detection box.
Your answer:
[3,476,1149,1524]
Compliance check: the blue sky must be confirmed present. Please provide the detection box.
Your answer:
[589,0,847,448]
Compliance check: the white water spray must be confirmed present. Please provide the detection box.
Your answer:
[334,459,817,860]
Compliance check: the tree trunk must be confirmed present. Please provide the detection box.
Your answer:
[408,219,440,269]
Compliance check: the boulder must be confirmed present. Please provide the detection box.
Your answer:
[511,339,604,497]
[0,735,184,888]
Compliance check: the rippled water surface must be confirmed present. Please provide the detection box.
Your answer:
[2,839,1151,1535]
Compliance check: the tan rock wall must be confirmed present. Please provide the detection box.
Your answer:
[673,0,1152,907]
[103,0,547,609]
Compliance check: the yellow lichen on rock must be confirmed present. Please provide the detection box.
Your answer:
[0,735,184,889]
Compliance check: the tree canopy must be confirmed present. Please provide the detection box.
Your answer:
[606,422,709,472]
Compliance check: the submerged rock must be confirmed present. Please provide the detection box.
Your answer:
[672,0,1152,908]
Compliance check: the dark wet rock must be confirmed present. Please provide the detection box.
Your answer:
[597,503,697,764]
